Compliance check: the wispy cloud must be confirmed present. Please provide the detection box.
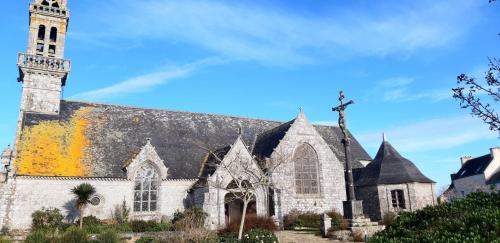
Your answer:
[356,116,496,153]
[375,77,452,103]
[74,0,483,66]
[70,57,224,100]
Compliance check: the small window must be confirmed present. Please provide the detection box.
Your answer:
[41,0,50,6]
[391,190,406,209]
[52,2,59,8]
[49,45,56,54]
[38,25,46,40]
[50,27,57,42]
[36,43,44,52]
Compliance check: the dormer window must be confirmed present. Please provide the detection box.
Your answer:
[133,163,159,212]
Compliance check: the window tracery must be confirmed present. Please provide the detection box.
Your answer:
[293,144,320,194]
[133,163,159,212]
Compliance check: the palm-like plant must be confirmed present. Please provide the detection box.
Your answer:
[71,183,96,228]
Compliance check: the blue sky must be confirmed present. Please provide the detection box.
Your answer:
[1,0,499,191]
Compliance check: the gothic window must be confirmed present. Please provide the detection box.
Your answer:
[37,25,46,40]
[133,164,159,212]
[41,0,49,6]
[391,190,406,209]
[52,2,59,8]
[293,144,320,195]
[50,27,57,42]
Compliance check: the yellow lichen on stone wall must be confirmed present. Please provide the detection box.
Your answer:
[16,108,94,176]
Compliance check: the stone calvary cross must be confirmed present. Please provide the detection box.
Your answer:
[332,91,364,219]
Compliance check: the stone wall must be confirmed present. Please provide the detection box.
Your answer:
[452,174,495,198]
[20,73,63,115]
[1,177,194,231]
[271,113,346,221]
[375,182,436,221]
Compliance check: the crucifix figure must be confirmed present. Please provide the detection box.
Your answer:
[332,91,356,201]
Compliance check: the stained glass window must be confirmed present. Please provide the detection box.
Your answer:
[133,164,159,212]
[294,144,320,194]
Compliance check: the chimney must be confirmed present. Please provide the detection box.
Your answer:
[460,156,474,166]
[490,147,500,159]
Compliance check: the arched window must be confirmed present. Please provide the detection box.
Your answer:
[50,27,57,42]
[52,2,59,8]
[41,0,50,6]
[133,164,159,212]
[293,144,320,194]
[37,25,46,40]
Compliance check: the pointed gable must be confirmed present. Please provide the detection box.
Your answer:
[356,141,434,186]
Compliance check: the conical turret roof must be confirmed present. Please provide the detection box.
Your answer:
[355,140,434,186]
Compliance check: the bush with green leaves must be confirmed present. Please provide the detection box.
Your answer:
[24,231,53,243]
[0,236,10,243]
[370,192,500,243]
[95,230,119,243]
[240,229,278,243]
[60,226,88,243]
[31,208,65,233]
[284,211,321,229]
[326,211,349,231]
[129,220,171,233]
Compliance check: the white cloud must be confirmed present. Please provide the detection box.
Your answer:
[74,0,483,66]
[375,77,452,103]
[356,116,497,153]
[70,57,224,100]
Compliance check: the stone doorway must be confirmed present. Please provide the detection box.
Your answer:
[224,195,257,226]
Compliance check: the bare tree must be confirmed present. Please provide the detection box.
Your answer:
[453,1,499,133]
[453,59,500,133]
[197,140,286,240]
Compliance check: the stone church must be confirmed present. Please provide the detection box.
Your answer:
[0,0,437,231]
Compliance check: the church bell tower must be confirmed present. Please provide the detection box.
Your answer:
[17,0,71,114]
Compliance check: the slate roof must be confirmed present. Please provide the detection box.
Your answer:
[451,155,493,181]
[19,100,371,179]
[355,140,434,186]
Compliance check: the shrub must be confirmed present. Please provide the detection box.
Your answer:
[31,208,65,233]
[353,231,365,242]
[284,210,322,229]
[129,220,171,233]
[326,211,349,231]
[111,200,130,224]
[380,211,397,226]
[168,228,217,243]
[370,192,500,243]
[0,236,10,243]
[172,207,208,231]
[24,231,52,243]
[217,233,239,243]
[60,226,88,243]
[135,236,159,243]
[241,229,278,243]
[219,215,277,234]
[283,209,300,230]
[97,230,119,243]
